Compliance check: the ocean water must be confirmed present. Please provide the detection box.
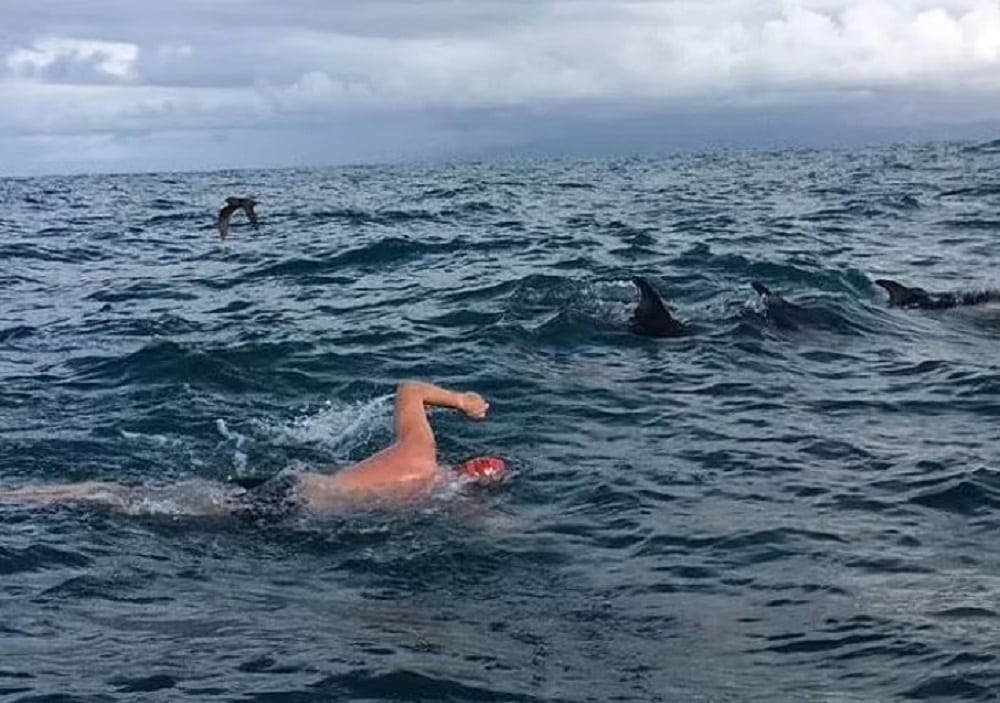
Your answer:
[2,141,999,702]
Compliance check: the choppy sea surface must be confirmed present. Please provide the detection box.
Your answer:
[2,141,1000,702]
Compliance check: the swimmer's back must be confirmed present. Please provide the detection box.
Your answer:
[230,474,303,522]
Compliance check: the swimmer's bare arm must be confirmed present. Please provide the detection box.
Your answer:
[394,381,490,450]
[298,382,491,502]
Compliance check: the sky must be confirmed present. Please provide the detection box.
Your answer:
[3,0,1000,175]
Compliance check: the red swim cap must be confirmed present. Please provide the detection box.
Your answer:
[459,456,507,483]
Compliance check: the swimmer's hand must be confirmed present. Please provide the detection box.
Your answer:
[460,392,490,419]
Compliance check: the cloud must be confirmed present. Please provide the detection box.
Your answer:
[6,37,138,82]
[3,1,1000,173]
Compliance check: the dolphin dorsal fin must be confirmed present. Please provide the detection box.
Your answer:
[632,277,673,318]
[630,277,684,337]
[875,279,926,306]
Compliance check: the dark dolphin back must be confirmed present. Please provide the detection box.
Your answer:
[751,280,796,308]
[876,277,1000,309]
[876,278,945,308]
[875,279,923,306]
[630,277,684,337]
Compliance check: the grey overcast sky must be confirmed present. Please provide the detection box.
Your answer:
[3,0,1000,175]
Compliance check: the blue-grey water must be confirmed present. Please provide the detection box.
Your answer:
[2,141,1000,702]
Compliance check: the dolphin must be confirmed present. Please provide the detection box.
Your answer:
[874,278,1000,309]
[629,277,687,337]
[749,280,800,330]
[751,280,874,334]
[751,280,781,301]
[751,280,806,311]
[217,196,259,240]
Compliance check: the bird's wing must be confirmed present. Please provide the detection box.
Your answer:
[243,202,259,228]
[217,202,239,239]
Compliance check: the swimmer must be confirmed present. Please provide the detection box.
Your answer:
[0,381,507,519]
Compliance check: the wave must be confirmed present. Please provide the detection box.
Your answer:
[0,242,108,263]
[87,281,199,303]
[939,184,1000,198]
[0,543,92,575]
[672,244,873,295]
[902,673,998,700]
[441,200,502,217]
[907,468,1000,516]
[310,668,550,703]
[148,197,189,210]
[962,137,1000,154]
[0,325,36,343]
[143,211,203,226]
[60,339,314,393]
[305,201,505,227]
[307,207,441,226]
[935,217,1000,231]
[416,184,484,199]
[214,235,518,287]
